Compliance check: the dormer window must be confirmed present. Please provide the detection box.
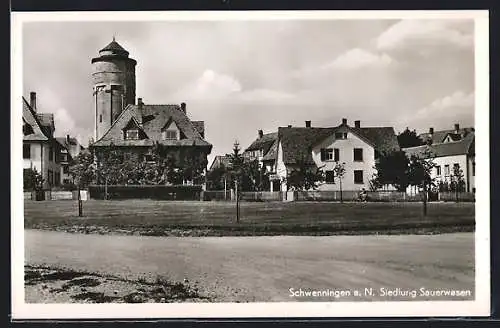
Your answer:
[164,130,177,140]
[125,129,139,140]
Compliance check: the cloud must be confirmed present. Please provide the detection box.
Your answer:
[402,91,475,131]
[376,20,473,53]
[169,69,242,102]
[323,48,394,70]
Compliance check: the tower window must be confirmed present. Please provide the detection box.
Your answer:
[99,114,102,123]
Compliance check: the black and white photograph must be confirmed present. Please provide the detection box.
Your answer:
[11,10,490,319]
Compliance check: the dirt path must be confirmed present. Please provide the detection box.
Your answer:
[25,230,475,302]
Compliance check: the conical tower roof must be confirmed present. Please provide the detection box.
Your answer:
[99,37,129,56]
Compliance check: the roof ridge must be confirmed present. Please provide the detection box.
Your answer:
[22,97,51,140]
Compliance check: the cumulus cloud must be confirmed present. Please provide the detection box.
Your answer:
[52,107,76,136]
[402,90,475,131]
[376,20,473,53]
[170,69,242,102]
[323,48,394,70]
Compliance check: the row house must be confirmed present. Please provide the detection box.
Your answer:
[245,119,400,192]
[55,135,84,185]
[404,124,475,193]
[22,92,62,189]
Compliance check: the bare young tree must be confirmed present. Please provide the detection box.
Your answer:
[334,162,346,203]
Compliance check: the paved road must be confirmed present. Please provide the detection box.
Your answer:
[25,230,474,302]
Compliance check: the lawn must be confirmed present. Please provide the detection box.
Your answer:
[24,200,475,236]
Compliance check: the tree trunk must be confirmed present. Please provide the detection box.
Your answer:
[422,182,427,216]
[339,178,343,203]
[77,185,83,217]
[235,181,240,223]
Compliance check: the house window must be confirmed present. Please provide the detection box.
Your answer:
[334,148,340,162]
[436,166,441,176]
[63,165,69,174]
[49,146,54,161]
[164,130,177,140]
[453,163,460,172]
[23,144,30,159]
[472,162,475,176]
[353,148,363,162]
[325,170,335,183]
[60,153,68,163]
[354,170,363,184]
[125,129,139,140]
[335,132,347,140]
[444,164,450,176]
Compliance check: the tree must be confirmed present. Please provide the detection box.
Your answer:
[287,157,324,191]
[333,162,346,203]
[451,165,466,202]
[23,168,44,191]
[229,141,245,222]
[69,149,97,217]
[69,149,96,188]
[397,127,425,148]
[407,151,436,216]
[372,151,410,191]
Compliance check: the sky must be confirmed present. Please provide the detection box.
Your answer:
[22,18,475,166]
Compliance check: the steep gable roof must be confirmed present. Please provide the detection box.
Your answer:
[209,155,232,171]
[245,132,278,154]
[352,127,400,154]
[262,139,278,162]
[404,131,475,158]
[22,98,50,141]
[276,124,400,165]
[192,121,205,138]
[279,127,337,165]
[419,128,474,145]
[93,103,212,148]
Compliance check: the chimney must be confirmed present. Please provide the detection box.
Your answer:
[305,120,311,128]
[354,120,360,128]
[30,92,37,112]
[454,123,460,133]
[180,102,186,114]
[66,134,70,144]
[258,129,263,139]
[429,127,434,135]
[287,124,292,128]
[341,118,347,126]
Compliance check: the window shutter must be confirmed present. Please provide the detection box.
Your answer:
[320,148,325,161]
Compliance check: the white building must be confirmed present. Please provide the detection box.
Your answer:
[249,119,400,192]
[55,136,84,185]
[404,124,475,193]
[22,92,63,189]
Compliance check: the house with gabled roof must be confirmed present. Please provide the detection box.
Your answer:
[55,135,84,185]
[404,123,475,193]
[90,39,212,186]
[245,119,400,192]
[22,92,63,189]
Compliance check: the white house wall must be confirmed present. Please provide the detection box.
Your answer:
[431,154,473,192]
[312,129,376,191]
[275,141,288,191]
